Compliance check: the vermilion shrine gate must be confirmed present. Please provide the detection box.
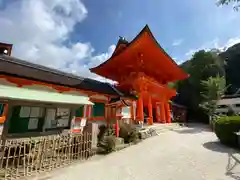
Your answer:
[91,25,188,125]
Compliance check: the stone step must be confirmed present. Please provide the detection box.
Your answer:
[147,123,184,135]
[138,128,158,139]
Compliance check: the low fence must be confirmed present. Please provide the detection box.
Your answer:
[0,132,94,180]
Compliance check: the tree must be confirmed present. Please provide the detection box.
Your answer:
[217,0,240,10]
[174,50,225,122]
[220,43,240,94]
[200,75,226,117]
[168,82,177,89]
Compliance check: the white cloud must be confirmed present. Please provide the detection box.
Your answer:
[0,0,115,83]
[185,49,198,57]
[225,37,240,49]
[172,57,185,65]
[185,37,240,58]
[172,39,184,46]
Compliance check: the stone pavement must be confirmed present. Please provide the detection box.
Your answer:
[40,124,240,180]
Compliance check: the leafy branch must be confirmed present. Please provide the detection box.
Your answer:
[217,0,240,10]
[200,75,226,116]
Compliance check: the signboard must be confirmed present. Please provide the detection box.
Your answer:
[44,108,57,129]
[56,108,70,127]
[71,117,86,134]
[28,118,39,130]
[80,118,87,127]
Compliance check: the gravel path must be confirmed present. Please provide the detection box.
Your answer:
[45,124,240,180]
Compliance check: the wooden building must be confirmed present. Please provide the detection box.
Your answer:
[0,46,135,137]
[0,51,95,137]
[171,103,187,122]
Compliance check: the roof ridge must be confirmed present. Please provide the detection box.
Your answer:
[108,83,124,96]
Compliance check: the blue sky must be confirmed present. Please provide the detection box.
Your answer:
[0,0,240,81]
[74,0,240,62]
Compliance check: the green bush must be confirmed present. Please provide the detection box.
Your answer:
[98,136,116,154]
[127,129,139,144]
[97,124,107,143]
[106,127,116,136]
[214,116,240,147]
[97,125,116,147]
[119,123,139,143]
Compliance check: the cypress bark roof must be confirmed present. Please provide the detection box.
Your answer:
[0,54,125,96]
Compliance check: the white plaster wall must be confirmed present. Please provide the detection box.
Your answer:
[22,84,57,92]
[62,90,88,97]
[0,77,91,102]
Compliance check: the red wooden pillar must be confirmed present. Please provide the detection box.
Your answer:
[155,103,161,123]
[148,96,153,125]
[137,94,144,122]
[115,112,122,137]
[86,105,92,118]
[105,106,110,128]
[165,102,171,123]
[115,118,119,137]
[160,102,166,123]
[130,102,135,122]
[0,104,8,124]
[83,105,87,118]
[168,103,172,123]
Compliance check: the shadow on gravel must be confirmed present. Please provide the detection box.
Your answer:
[203,141,240,180]
[172,126,212,134]
[203,141,233,153]
[226,153,240,180]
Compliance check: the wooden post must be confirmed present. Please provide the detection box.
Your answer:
[87,105,92,118]
[0,104,8,124]
[160,102,166,123]
[132,101,137,123]
[137,94,144,122]
[130,102,134,121]
[1,104,13,143]
[115,118,119,137]
[105,105,109,127]
[155,103,161,123]
[165,102,172,123]
[70,107,78,133]
[148,96,153,125]
[83,105,87,118]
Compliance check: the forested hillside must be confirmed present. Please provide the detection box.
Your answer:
[173,43,240,122]
[220,43,240,94]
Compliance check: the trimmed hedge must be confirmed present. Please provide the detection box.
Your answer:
[214,116,240,147]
